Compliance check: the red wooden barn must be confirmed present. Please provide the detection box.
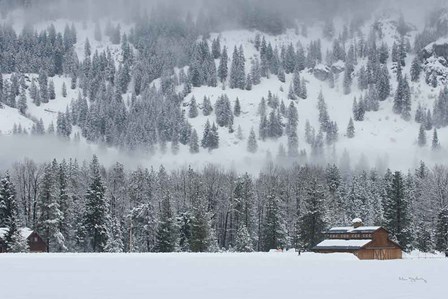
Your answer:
[0,227,47,253]
[312,219,403,260]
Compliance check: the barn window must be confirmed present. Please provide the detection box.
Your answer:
[34,237,38,242]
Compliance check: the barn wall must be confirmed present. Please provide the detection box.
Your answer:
[27,232,47,253]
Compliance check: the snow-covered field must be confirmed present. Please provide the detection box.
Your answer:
[1,252,446,299]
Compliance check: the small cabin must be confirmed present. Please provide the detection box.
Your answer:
[0,227,47,253]
[312,219,403,260]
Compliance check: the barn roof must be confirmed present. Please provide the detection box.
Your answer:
[328,226,382,234]
[312,239,372,251]
[0,227,34,240]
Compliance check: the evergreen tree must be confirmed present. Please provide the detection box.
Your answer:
[0,174,22,251]
[84,156,109,252]
[435,208,448,252]
[155,185,178,252]
[432,128,440,150]
[234,98,241,117]
[229,46,245,89]
[262,190,289,251]
[347,118,355,138]
[247,128,258,153]
[343,63,353,95]
[62,82,67,97]
[218,46,228,83]
[18,89,27,115]
[235,225,253,252]
[189,96,199,118]
[383,171,412,249]
[190,199,213,252]
[410,56,422,82]
[189,129,199,154]
[298,179,327,250]
[38,161,66,252]
[201,96,212,117]
[48,80,56,100]
[418,124,426,147]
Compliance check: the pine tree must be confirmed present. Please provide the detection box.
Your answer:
[209,123,219,150]
[218,46,228,83]
[84,156,109,252]
[277,66,286,83]
[298,179,327,250]
[0,174,22,251]
[190,200,213,252]
[247,128,258,153]
[202,96,213,116]
[229,46,245,89]
[343,63,353,95]
[38,161,66,252]
[383,171,412,249]
[347,117,355,138]
[435,208,448,252]
[18,89,27,115]
[262,190,289,251]
[189,129,199,154]
[418,124,426,147]
[235,225,253,252]
[155,186,178,252]
[300,79,307,99]
[432,128,440,150]
[201,120,211,149]
[189,96,199,118]
[410,56,421,82]
[215,94,233,127]
[234,98,241,117]
[62,82,67,97]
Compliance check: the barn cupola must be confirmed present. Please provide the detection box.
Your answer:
[352,218,363,228]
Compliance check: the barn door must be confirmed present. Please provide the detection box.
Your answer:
[374,249,387,260]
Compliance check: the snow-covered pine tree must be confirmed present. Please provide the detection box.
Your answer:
[298,179,327,250]
[155,182,178,252]
[84,156,109,252]
[0,173,25,251]
[347,117,355,138]
[189,96,199,118]
[383,171,412,250]
[235,225,253,252]
[189,129,199,154]
[234,98,241,117]
[418,124,426,147]
[247,127,258,153]
[202,96,213,116]
[38,160,66,252]
[432,128,440,150]
[262,189,289,251]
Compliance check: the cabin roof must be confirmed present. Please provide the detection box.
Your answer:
[312,239,372,250]
[0,227,34,240]
[328,226,382,234]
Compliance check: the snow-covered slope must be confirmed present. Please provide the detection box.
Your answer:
[1,9,447,173]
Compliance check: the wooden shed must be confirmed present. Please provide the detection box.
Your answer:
[312,219,403,260]
[0,227,47,253]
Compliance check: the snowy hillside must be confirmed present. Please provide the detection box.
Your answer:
[0,2,447,174]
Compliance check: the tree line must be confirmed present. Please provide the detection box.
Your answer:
[1,157,447,253]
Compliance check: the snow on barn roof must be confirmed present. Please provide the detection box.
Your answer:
[328,226,381,233]
[313,239,372,250]
[0,227,34,240]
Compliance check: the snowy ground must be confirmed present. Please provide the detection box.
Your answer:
[0,252,446,299]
